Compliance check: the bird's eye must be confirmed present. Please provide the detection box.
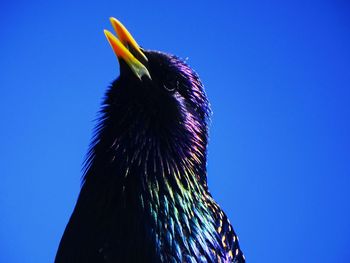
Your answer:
[163,84,175,92]
[162,80,180,92]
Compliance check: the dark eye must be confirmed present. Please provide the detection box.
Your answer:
[163,80,180,92]
[163,83,175,92]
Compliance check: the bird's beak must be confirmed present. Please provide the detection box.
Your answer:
[104,18,151,80]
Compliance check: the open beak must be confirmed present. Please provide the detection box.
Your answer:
[104,18,151,80]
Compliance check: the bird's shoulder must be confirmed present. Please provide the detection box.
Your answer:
[204,194,245,262]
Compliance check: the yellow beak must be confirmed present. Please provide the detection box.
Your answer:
[104,18,151,80]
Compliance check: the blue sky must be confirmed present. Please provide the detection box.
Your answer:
[1,0,350,262]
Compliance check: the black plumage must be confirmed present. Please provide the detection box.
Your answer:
[55,18,245,263]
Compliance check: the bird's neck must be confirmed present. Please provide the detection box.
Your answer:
[84,114,209,199]
[83,92,209,194]
[82,110,220,259]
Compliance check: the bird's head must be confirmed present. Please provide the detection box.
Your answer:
[86,18,211,185]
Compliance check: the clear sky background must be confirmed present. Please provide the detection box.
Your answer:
[1,0,350,262]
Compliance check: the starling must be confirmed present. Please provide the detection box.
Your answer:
[55,18,245,263]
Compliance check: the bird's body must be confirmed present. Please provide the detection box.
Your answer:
[56,19,244,263]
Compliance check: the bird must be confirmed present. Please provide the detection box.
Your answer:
[55,18,245,263]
